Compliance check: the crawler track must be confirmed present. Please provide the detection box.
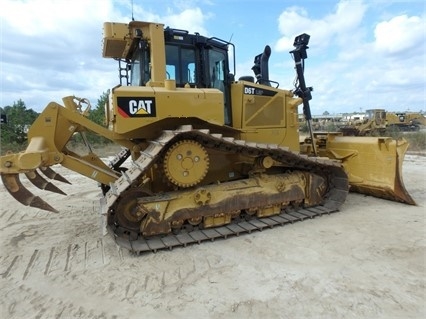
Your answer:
[111,205,340,254]
[101,125,349,254]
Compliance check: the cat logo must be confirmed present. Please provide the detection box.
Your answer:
[117,97,156,118]
[129,99,153,115]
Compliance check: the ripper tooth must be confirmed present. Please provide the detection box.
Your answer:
[39,167,71,184]
[25,170,67,195]
[1,174,58,213]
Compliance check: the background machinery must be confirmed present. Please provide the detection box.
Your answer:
[0,21,415,253]
[386,111,425,132]
[340,109,387,136]
[340,109,425,136]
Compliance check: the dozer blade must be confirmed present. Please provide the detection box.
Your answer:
[325,136,416,205]
[1,174,59,213]
[39,167,71,184]
[25,170,67,195]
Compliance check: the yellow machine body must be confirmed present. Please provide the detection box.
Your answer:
[0,21,415,251]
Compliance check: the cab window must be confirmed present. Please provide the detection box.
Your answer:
[166,45,196,86]
[209,50,226,92]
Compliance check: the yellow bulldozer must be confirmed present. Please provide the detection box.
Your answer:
[340,109,387,136]
[340,109,425,136]
[0,21,415,253]
[386,111,425,131]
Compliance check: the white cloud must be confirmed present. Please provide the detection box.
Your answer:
[374,15,425,55]
[131,2,210,34]
[0,0,128,110]
[271,0,425,114]
[0,0,115,36]
[162,8,211,35]
[0,0,211,111]
[275,0,367,53]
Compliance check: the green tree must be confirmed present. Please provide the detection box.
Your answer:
[87,91,110,144]
[88,91,109,126]
[0,99,39,147]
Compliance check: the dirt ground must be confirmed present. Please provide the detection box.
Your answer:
[0,154,425,319]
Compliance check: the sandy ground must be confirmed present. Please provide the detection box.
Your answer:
[0,154,425,319]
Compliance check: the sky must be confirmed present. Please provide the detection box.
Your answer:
[1,0,425,115]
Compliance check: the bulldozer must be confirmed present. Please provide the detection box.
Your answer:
[340,109,387,136]
[340,109,425,136]
[0,21,415,253]
[386,112,425,131]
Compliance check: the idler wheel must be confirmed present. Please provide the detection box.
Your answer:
[114,189,149,232]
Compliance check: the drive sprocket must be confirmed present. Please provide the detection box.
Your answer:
[163,139,209,188]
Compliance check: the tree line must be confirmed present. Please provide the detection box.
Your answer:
[0,92,110,153]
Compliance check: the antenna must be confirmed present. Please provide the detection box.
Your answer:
[131,0,135,21]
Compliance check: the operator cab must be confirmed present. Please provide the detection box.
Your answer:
[366,109,386,125]
[163,27,232,92]
[127,27,235,124]
[105,21,282,127]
